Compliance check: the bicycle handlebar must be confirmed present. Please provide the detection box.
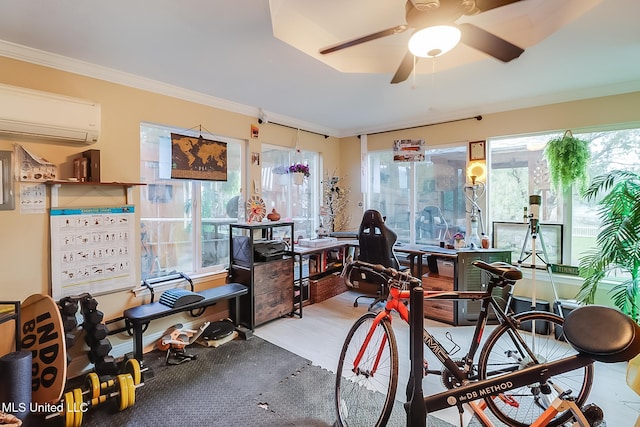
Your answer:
[342,258,523,291]
[341,259,422,289]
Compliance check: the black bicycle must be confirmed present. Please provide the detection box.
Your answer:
[335,260,595,426]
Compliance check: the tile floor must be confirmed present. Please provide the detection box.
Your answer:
[256,290,640,427]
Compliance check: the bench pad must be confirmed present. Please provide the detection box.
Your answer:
[124,283,247,323]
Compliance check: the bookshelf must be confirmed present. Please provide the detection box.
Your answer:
[293,242,355,316]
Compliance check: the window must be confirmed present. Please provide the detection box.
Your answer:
[140,123,244,280]
[366,146,467,245]
[260,144,320,240]
[489,125,640,267]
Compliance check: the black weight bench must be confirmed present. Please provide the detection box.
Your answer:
[123,282,248,361]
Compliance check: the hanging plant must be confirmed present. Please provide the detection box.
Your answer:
[544,130,590,193]
[289,163,310,177]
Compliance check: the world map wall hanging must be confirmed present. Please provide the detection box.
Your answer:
[171,133,227,181]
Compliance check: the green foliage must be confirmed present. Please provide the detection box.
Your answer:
[577,170,640,322]
[544,133,590,192]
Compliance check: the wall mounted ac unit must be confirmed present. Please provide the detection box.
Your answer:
[0,83,100,144]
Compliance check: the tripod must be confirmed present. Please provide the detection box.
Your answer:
[515,204,563,317]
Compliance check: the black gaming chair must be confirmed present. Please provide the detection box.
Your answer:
[353,209,400,310]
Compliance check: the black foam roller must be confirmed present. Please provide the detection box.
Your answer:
[0,351,32,420]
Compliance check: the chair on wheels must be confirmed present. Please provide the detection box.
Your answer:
[352,209,401,310]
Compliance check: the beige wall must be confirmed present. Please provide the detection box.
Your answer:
[0,56,637,360]
[0,57,343,364]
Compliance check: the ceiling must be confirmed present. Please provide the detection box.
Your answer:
[0,0,638,138]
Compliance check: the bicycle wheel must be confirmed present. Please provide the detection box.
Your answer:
[335,311,398,427]
[478,311,594,427]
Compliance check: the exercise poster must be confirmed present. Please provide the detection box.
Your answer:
[50,206,136,300]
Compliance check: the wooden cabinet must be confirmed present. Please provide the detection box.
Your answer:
[253,258,294,325]
[229,221,294,329]
[422,248,511,325]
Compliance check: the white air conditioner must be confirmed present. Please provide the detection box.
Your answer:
[0,83,100,144]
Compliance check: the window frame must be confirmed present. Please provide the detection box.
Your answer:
[365,144,468,246]
[140,123,246,280]
[260,143,321,240]
[487,122,640,270]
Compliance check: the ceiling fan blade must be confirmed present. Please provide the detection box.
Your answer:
[474,0,523,12]
[319,25,408,55]
[459,23,523,62]
[391,51,415,84]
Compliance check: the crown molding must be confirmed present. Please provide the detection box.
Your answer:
[0,39,341,138]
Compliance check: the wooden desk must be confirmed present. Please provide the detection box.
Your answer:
[340,240,428,278]
[393,243,426,277]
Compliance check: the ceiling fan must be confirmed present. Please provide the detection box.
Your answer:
[319,0,525,84]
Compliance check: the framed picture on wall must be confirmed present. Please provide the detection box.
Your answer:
[469,141,486,161]
[171,133,228,180]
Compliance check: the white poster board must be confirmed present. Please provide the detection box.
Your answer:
[50,205,136,300]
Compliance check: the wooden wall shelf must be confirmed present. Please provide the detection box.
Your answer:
[45,181,146,207]
[45,180,146,186]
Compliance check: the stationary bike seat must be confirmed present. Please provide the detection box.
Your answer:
[563,305,640,363]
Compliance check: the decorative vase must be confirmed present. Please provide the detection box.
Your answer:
[267,208,281,222]
[292,172,304,185]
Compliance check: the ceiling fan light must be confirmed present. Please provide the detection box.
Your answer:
[408,25,461,58]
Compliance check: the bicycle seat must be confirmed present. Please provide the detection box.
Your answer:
[472,260,522,281]
[563,305,640,363]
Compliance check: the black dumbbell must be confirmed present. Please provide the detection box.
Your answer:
[89,338,112,358]
[84,324,108,344]
[59,298,79,316]
[83,310,104,327]
[94,355,119,376]
[85,330,110,347]
[65,331,80,349]
[90,323,109,340]
[62,314,78,332]
[82,297,99,311]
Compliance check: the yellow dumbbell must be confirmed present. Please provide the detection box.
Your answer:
[48,372,140,427]
[85,359,145,400]
[48,389,84,427]
[122,357,143,386]
[84,373,132,412]
[85,372,117,400]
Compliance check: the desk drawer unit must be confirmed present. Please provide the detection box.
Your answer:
[253,258,293,326]
[422,274,455,324]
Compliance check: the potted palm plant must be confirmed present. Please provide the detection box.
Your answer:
[577,170,640,322]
